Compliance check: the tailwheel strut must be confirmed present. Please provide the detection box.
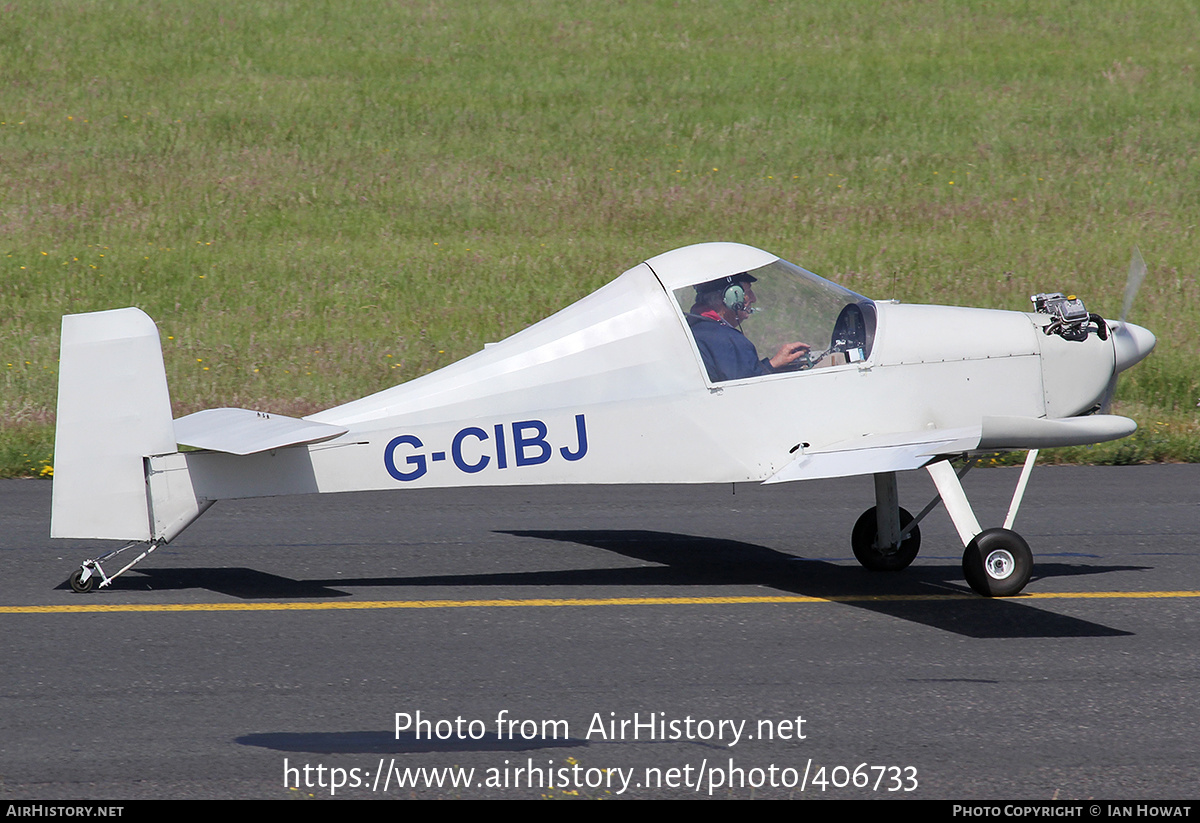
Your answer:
[66,539,164,593]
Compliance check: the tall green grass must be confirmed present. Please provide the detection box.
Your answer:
[3,0,1197,475]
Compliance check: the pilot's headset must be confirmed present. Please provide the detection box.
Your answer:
[719,274,756,314]
[722,281,747,313]
[696,273,757,315]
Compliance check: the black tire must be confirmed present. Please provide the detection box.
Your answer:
[851,506,921,571]
[962,528,1033,597]
[68,568,95,594]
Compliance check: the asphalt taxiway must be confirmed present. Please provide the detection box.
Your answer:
[2,465,1197,798]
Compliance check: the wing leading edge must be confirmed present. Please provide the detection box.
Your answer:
[764,414,1135,484]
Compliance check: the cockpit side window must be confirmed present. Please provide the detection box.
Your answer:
[672,260,874,383]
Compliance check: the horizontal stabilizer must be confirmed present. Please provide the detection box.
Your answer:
[764,427,981,483]
[977,414,1136,449]
[174,408,348,455]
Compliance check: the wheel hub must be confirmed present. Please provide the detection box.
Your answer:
[984,549,1016,580]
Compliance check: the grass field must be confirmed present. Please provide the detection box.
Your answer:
[3,0,1198,476]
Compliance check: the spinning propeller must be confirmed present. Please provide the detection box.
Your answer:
[1101,246,1157,412]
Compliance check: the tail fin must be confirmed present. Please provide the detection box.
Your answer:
[51,308,177,540]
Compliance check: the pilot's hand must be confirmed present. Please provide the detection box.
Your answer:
[769,341,812,370]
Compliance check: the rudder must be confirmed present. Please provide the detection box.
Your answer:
[51,308,177,540]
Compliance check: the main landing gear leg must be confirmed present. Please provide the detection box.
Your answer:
[851,471,922,571]
[925,451,1038,597]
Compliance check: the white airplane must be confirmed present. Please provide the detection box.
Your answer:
[52,242,1156,597]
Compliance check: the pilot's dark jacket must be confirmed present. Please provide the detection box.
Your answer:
[686,313,774,383]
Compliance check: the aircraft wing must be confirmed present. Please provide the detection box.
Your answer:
[764,427,981,483]
[764,414,1136,484]
[974,414,1136,449]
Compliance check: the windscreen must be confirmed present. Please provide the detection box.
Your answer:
[672,259,874,383]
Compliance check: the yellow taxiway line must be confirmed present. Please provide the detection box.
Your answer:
[2,590,1199,615]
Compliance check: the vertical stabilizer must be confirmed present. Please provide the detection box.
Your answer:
[51,308,177,540]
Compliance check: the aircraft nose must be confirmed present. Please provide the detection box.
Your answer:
[1112,321,1156,374]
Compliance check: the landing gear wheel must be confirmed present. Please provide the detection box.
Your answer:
[851,506,921,571]
[962,528,1033,597]
[68,568,95,594]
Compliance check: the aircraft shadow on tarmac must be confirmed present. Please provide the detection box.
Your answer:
[494,529,1135,640]
[73,529,1144,640]
[57,566,354,599]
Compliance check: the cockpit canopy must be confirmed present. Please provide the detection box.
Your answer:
[668,258,876,383]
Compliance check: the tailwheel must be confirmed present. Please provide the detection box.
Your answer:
[851,506,921,571]
[68,567,95,594]
[962,528,1033,597]
[63,540,160,594]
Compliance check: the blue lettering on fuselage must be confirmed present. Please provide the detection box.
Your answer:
[513,420,551,466]
[383,414,588,482]
[382,434,426,481]
[451,427,490,473]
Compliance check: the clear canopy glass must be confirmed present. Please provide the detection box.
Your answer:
[671,259,875,383]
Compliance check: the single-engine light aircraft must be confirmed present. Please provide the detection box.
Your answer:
[53,243,1156,597]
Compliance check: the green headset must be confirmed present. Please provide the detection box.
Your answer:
[696,273,756,314]
[722,281,748,312]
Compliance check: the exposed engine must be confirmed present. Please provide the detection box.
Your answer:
[1031,292,1108,342]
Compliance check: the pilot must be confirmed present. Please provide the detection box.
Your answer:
[687,273,811,382]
